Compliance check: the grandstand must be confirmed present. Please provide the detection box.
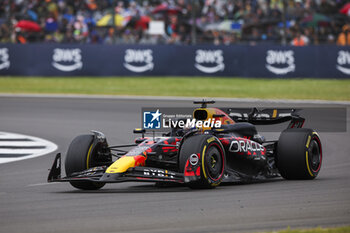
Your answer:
[0,0,349,45]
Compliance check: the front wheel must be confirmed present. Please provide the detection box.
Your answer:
[276,128,322,180]
[65,134,111,190]
[179,135,226,188]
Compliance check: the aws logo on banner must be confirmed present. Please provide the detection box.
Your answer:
[52,48,83,72]
[195,50,224,73]
[124,49,154,73]
[0,48,10,70]
[266,50,295,75]
[336,50,350,75]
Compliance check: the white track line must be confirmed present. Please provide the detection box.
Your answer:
[0,148,48,154]
[0,132,57,164]
[27,182,62,187]
[0,93,349,105]
[0,141,46,146]
[0,134,31,139]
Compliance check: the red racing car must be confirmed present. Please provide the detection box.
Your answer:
[48,100,322,190]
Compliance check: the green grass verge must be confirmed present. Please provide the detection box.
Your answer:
[264,226,350,233]
[0,77,349,101]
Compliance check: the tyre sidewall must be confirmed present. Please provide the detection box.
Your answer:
[277,128,322,180]
[179,135,226,188]
[65,134,105,190]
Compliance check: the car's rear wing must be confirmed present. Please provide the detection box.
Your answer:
[224,108,305,129]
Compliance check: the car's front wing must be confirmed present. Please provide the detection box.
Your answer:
[48,153,185,184]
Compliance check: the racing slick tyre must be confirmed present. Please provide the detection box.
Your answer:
[179,135,226,189]
[276,128,322,180]
[65,134,110,190]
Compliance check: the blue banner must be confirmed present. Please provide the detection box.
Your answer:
[0,44,349,78]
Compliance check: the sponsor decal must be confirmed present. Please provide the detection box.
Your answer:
[195,49,224,73]
[52,48,82,72]
[189,154,199,166]
[143,168,175,178]
[266,50,295,75]
[124,49,154,72]
[207,137,216,143]
[229,139,265,153]
[0,48,10,70]
[143,109,162,129]
[228,111,291,120]
[336,50,350,75]
[306,135,311,148]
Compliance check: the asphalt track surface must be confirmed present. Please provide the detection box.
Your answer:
[0,96,349,233]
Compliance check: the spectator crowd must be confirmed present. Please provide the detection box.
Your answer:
[0,0,349,46]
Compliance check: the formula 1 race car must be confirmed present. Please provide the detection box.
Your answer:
[48,100,322,190]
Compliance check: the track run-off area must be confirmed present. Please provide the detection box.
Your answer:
[0,95,349,233]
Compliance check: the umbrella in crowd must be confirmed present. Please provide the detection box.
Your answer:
[15,20,41,32]
[124,16,151,30]
[96,14,124,27]
[340,3,350,16]
[152,4,182,15]
[302,13,330,27]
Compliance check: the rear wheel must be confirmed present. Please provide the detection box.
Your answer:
[179,135,225,188]
[276,128,322,180]
[65,134,111,190]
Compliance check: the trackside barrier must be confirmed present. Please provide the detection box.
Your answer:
[0,44,349,78]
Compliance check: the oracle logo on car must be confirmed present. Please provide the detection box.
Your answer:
[52,48,83,72]
[336,50,350,75]
[266,50,295,75]
[0,48,10,70]
[229,139,265,153]
[124,49,154,73]
[195,49,225,73]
